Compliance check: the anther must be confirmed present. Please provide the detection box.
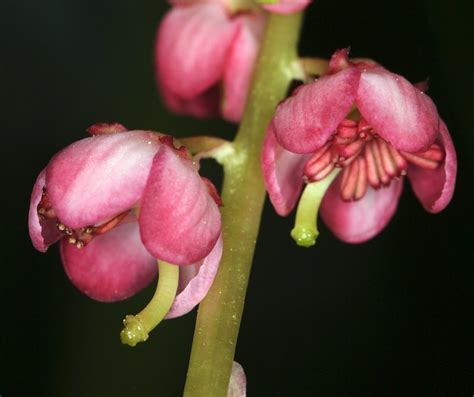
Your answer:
[68,237,77,245]
[57,223,66,231]
[76,241,84,249]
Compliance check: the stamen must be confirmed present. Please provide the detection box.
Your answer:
[291,169,340,247]
[37,189,56,220]
[369,140,390,186]
[400,144,444,170]
[354,158,368,200]
[302,118,444,203]
[364,143,381,188]
[337,119,358,138]
[341,159,359,201]
[121,260,179,347]
[387,143,408,174]
[376,138,398,177]
[337,138,365,159]
[304,145,334,181]
[93,211,129,235]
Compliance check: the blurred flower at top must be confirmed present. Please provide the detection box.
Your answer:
[155,0,266,122]
[29,124,222,319]
[262,49,457,244]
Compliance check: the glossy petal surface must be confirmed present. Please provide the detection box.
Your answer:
[46,131,160,229]
[28,169,62,252]
[222,14,265,122]
[60,222,157,302]
[357,67,439,152]
[273,67,360,154]
[262,0,311,14]
[321,176,403,243]
[166,235,223,319]
[407,120,457,213]
[140,145,221,264]
[262,124,309,216]
[156,3,237,99]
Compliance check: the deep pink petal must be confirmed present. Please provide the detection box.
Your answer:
[166,235,222,319]
[155,3,238,100]
[272,67,360,154]
[139,145,221,265]
[227,361,247,397]
[46,131,160,229]
[262,124,309,216]
[28,169,62,252]
[222,13,265,122]
[407,120,457,213]
[262,0,311,14]
[60,222,157,302]
[321,176,404,243]
[356,67,439,152]
[161,84,221,118]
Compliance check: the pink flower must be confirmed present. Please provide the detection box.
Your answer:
[262,49,457,243]
[260,0,311,14]
[29,124,222,318]
[155,0,265,122]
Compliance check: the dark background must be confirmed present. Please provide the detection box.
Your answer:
[1,0,472,395]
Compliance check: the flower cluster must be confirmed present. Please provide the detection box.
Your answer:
[29,124,222,320]
[262,49,456,244]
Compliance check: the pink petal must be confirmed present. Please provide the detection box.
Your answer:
[28,169,62,252]
[407,120,457,213]
[320,176,404,243]
[262,0,311,14]
[222,13,265,122]
[165,235,222,319]
[356,67,440,152]
[139,145,221,265]
[161,84,220,118]
[261,124,309,216]
[227,361,246,397]
[155,3,238,100]
[60,222,157,302]
[46,131,160,229]
[272,67,360,154]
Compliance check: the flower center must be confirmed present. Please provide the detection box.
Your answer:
[303,119,444,201]
[37,188,130,249]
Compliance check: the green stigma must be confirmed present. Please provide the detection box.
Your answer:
[120,260,179,347]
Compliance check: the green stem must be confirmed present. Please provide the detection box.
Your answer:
[120,261,179,347]
[183,12,303,397]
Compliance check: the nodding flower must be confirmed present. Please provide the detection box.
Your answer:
[29,123,223,328]
[155,0,266,122]
[262,49,457,245]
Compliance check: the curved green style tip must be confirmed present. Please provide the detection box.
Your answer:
[120,315,149,347]
[290,225,318,247]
